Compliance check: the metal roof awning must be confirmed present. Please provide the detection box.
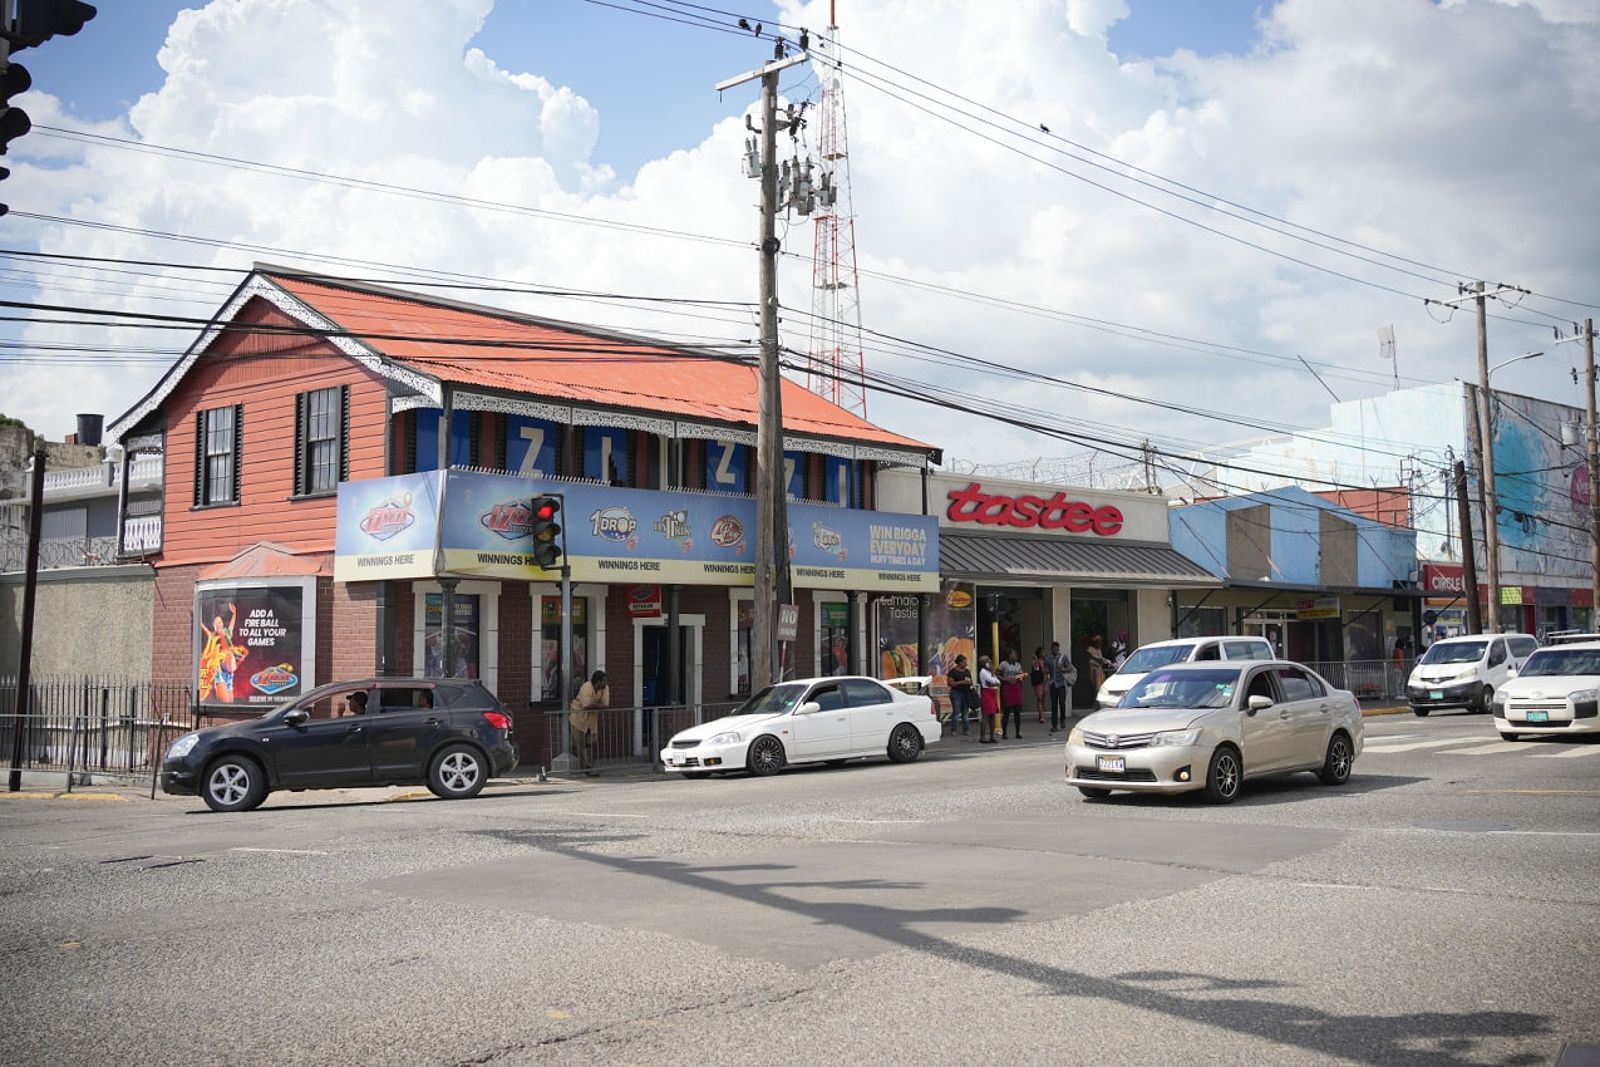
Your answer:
[940,532,1221,588]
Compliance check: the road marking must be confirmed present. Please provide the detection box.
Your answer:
[1463,789,1600,796]
[1376,826,1600,837]
[1294,882,1366,890]
[538,810,652,818]
[1526,746,1600,759]
[1450,741,1529,756]
[1362,737,1473,754]
[0,791,129,802]
[229,847,331,855]
[824,818,927,824]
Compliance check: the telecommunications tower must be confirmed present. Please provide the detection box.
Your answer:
[806,10,868,418]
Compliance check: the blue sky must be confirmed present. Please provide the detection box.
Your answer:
[24,0,1268,180]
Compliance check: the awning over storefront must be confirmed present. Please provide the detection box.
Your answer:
[939,531,1220,588]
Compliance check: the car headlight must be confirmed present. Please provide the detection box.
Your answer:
[1066,725,1083,746]
[1492,690,1509,706]
[707,731,742,745]
[166,733,199,761]
[1147,728,1202,748]
[1569,689,1599,704]
[1454,669,1480,682]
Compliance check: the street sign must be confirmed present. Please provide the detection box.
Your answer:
[776,603,799,642]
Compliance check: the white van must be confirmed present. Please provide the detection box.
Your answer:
[1405,633,1538,716]
[1096,635,1275,708]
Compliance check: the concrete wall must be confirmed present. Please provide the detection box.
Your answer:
[0,565,155,679]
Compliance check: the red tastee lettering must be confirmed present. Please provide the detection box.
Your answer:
[945,483,1123,537]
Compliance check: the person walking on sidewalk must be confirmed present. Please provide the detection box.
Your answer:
[945,655,974,736]
[1030,647,1048,724]
[569,670,609,776]
[1045,641,1076,735]
[998,648,1025,739]
[977,656,1001,744]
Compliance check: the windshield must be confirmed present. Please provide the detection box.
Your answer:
[730,683,808,717]
[1518,649,1600,677]
[1419,640,1487,665]
[1116,645,1192,675]
[1120,668,1240,710]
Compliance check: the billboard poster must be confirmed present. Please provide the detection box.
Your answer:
[333,470,442,582]
[874,582,977,689]
[195,579,316,708]
[335,469,939,592]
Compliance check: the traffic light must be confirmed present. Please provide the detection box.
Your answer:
[5,1,97,53]
[2,1,97,216]
[529,494,563,569]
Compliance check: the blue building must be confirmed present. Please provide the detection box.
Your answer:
[1169,487,1418,668]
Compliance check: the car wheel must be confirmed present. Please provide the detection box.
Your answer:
[887,723,923,764]
[1412,706,1430,717]
[1078,786,1112,799]
[202,755,267,813]
[746,735,786,777]
[1316,732,1354,786]
[1202,746,1242,804]
[1498,731,1520,742]
[1478,686,1494,715]
[428,744,486,799]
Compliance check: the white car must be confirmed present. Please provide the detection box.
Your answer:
[1493,640,1600,741]
[1097,636,1274,708]
[660,676,941,778]
[1065,660,1362,804]
[1406,633,1538,715]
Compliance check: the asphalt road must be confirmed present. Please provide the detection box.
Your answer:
[1,710,1597,1067]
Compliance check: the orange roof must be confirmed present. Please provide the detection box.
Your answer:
[199,542,329,580]
[267,274,932,455]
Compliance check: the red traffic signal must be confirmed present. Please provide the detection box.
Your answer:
[529,494,563,569]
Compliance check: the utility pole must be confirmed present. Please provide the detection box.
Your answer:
[1454,459,1482,635]
[7,444,45,792]
[1470,282,1504,633]
[718,45,807,691]
[1580,320,1599,622]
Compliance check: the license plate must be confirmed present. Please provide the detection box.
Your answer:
[1527,711,1549,723]
[1096,755,1126,774]
[670,755,685,766]
[1428,691,1443,701]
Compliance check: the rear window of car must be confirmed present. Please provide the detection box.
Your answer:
[1224,640,1273,661]
[1118,645,1192,674]
[1508,637,1538,659]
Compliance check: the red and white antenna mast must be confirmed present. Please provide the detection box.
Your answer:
[806,5,868,418]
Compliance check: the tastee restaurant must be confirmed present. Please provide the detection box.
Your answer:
[873,470,1219,708]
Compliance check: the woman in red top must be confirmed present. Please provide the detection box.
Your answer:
[977,656,1001,744]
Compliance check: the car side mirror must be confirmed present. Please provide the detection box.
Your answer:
[1505,666,1518,679]
[1246,694,1273,714]
[283,708,310,726]
[797,701,821,716]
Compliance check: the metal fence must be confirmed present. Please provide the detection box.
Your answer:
[1302,659,1415,701]
[542,701,745,775]
[0,677,198,790]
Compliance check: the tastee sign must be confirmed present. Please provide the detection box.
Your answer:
[945,482,1124,536]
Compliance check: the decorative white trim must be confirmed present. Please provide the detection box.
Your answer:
[783,434,855,460]
[412,579,501,698]
[569,407,676,436]
[109,274,431,443]
[391,394,435,414]
[455,391,573,423]
[631,614,704,755]
[124,433,164,454]
[676,421,756,447]
[853,444,927,466]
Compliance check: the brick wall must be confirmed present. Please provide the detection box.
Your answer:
[152,564,202,689]
[332,579,380,682]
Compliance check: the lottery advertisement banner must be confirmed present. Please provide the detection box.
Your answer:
[337,469,939,592]
[333,470,442,581]
[194,578,317,708]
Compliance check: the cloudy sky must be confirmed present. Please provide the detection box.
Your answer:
[5,0,1598,485]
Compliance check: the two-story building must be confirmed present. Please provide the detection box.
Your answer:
[106,268,941,763]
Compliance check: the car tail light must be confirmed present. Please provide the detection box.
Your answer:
[482,711,512,731]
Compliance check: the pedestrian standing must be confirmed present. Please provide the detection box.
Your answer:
[1030,647,1048,724]
[569,669,609,776]
[998,648,1024,740]
[977,656,1000,744]
[1045,640,1075,734]
[945,655,974,736]
[1086,634,1111,696]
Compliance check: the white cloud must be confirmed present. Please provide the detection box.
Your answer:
[6,0,1598,488]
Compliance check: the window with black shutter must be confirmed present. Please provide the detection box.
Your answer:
[294,386,346,496]
[195,404,240,506]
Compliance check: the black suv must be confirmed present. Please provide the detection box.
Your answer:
[162,679,519,812]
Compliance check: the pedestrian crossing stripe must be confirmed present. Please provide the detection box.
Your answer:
[1363,737,1600,758]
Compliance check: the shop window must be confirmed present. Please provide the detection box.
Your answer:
[194,404,241,506]
[818,599,850,676]
[294,386,348,496]
[732,594,754,695]
[539,596,591,703]
[424,593,481,679]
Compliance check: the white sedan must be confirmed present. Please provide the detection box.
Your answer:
[661,676,941,778]
[1494,640,1600,740]
[1064,660,1363,803]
